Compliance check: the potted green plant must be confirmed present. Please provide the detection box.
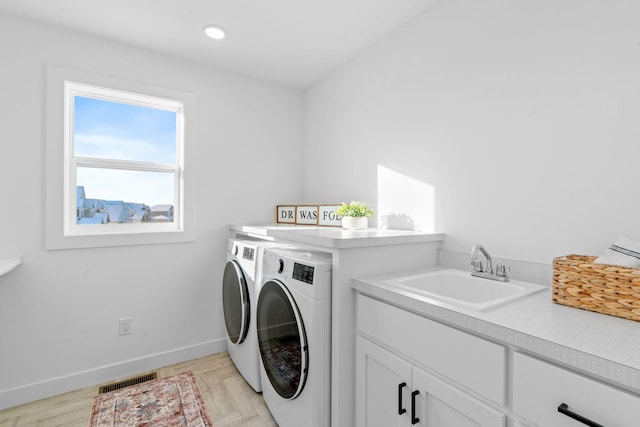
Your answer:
[336,201,375,230]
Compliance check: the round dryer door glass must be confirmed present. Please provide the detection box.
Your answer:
[257,279,308,400]
[222,260,249,344]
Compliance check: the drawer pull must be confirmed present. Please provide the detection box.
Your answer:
[557,403,605,427]
[398,382,407,415]
[411,390,420,425]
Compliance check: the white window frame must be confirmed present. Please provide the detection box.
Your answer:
[46,65,196,249]
[65,82,184,237]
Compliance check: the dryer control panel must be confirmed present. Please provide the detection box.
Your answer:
[242,246,255,261]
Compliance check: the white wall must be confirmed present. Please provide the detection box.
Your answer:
[0,14,303,407]
[304,0,640,263]
[4,0,640,409]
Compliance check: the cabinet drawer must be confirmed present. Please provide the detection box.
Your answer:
[513,352,640,426]
[356,294,506,404]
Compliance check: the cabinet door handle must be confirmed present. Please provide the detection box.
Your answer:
[557,403,604,427]
[411,390,420,425]
[398,382,407,415]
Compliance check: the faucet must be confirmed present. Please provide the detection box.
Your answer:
[470,244,493,274]
[470,244,509,282]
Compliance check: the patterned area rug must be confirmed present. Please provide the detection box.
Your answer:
[89,371,213,427]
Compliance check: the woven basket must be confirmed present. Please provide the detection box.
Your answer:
[553,255,640,321]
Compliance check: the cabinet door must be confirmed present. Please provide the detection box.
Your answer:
[356,336,413,427]
[412,367,506,427]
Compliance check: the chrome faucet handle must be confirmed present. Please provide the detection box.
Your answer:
[495,264,511,278]
[471,259,483,272]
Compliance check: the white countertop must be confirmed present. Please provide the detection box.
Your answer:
[231,224,443,248]
[0,257,22,277]
[353,266,640,394]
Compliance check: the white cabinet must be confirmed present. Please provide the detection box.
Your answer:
[356,336,505,427]
[354,280,640,427]
[513,352,640,427]
[412,367,505,426]
[357,294,507,404]
[356,336,412,427]
[355,294,507,427]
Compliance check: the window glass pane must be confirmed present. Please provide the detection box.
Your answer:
[76,167,174,225]
[74,96,177,163]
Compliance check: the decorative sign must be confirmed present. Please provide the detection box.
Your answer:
[276,204,342,227]
[318,205,342,226]
[277,206,296,223]
[296,205,318,224]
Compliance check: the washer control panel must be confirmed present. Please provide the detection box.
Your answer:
[262,247,332,299]
[293,262,315,285]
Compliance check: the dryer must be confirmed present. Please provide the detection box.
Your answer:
[223,238,284,392]
[257,247,332,427]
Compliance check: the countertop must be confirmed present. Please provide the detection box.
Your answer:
[0,257,21,277]
[231,224,443,249]
[353,266,640,394]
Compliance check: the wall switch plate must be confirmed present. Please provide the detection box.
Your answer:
[119,317,132,336]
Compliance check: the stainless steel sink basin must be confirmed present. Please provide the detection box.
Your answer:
[384,269,546,311]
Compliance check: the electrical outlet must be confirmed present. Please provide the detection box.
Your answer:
[119,317,132,336]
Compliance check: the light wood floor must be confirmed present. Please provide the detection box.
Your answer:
[0,352,277,427]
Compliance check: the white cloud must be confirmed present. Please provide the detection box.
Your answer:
[74,134,165,162]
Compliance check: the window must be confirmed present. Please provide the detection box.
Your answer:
[66,82,183,235]
[46,65,195,249]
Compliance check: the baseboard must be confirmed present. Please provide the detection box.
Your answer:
[0,338,227,411]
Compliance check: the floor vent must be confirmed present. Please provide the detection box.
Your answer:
[98,372,158,394]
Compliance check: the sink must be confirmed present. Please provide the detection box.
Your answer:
[384,269,546,311]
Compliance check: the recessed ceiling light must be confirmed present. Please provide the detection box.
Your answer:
[204,25,226,40]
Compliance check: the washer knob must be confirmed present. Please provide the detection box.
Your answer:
[233,245,239,256]
[277,258,285,274]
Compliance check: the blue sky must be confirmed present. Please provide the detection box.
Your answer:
[74,96,177,207]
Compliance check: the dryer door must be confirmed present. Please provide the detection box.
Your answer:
[257,279,308,400]
[222,260,250,344]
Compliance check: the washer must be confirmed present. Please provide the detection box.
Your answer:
[223,238,285,392]
[257,247,332,427]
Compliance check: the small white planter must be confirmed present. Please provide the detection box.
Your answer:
[341,216,368,230]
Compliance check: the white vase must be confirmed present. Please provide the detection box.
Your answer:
[341,216,368,230]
